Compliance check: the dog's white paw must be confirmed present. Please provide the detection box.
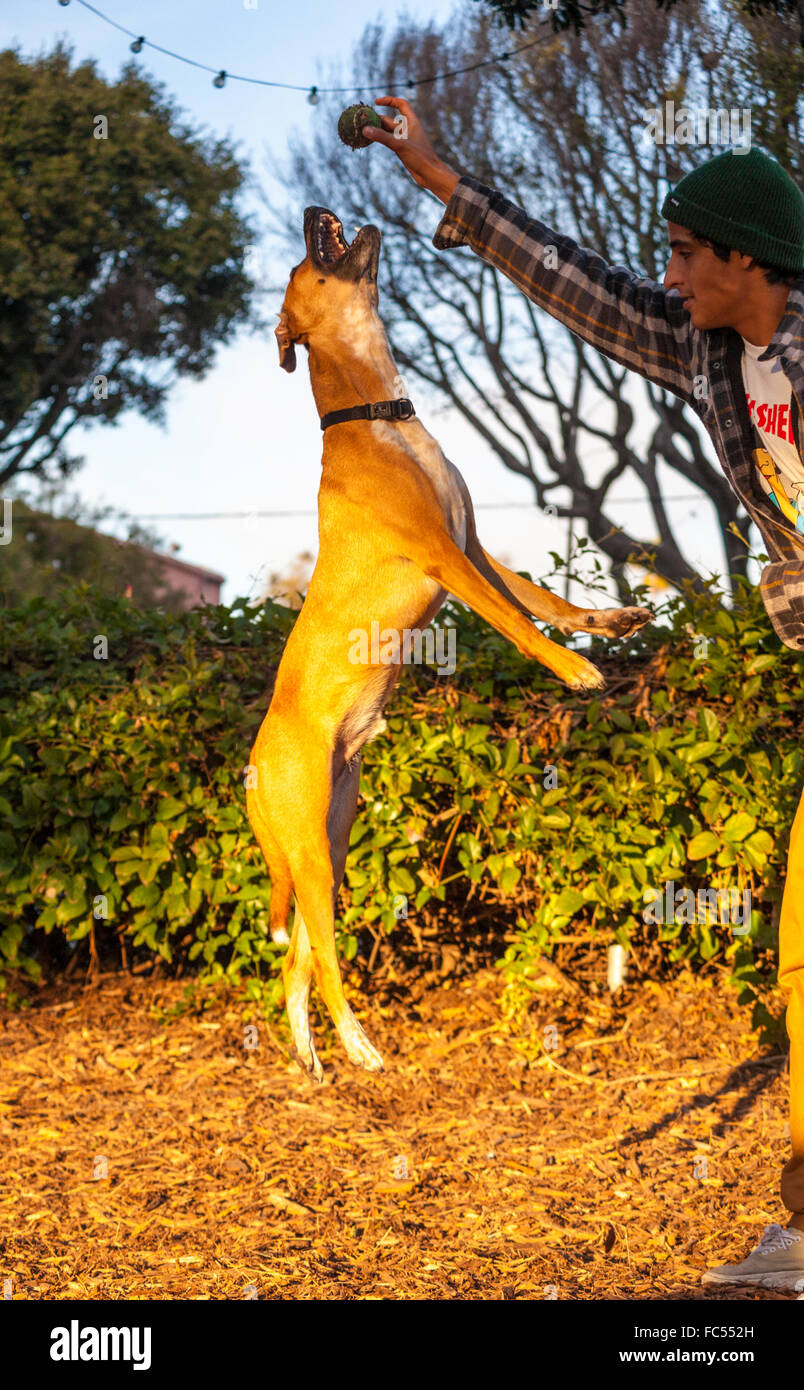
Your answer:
[341,1020,385,1072]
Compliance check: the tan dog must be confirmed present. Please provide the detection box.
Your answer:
[247,206,652,1079]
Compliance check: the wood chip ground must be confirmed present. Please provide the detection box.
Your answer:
[0,966,794,1300]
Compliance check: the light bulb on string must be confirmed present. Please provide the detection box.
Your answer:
[50,5,552,103]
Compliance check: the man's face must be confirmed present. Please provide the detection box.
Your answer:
[663,222,746,331]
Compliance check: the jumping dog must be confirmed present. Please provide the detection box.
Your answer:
[246,207,652,1079]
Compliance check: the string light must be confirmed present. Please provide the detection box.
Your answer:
[57,0,552,96]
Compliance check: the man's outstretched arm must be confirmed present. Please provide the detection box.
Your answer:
[362,97,696,401]
[362,95,462,204]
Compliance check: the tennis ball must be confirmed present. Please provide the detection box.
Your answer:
[337,104,382,150]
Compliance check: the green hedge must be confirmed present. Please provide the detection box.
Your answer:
[1,573,801,1028]
[0,590,293,1008]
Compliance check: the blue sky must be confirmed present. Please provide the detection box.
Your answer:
[5,0,727,609]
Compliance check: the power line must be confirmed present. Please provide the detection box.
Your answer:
[17,495,706,525]
[57,0,552,95]
[80,495,706,522]
[49,499,706,521]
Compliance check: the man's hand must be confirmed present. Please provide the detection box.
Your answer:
[360,96,461,205]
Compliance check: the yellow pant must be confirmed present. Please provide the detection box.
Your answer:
[779,784,804,1215]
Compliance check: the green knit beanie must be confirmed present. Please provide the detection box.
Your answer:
[661,148,804,272]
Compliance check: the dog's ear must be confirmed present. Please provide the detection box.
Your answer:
[275,311,297,373]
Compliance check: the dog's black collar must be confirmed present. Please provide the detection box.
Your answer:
[320,398,416,431]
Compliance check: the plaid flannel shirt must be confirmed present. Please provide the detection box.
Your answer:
[433,175,804,652]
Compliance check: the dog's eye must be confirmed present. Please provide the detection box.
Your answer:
[317,278,325,285]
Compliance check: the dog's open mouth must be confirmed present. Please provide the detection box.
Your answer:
[315,211,349,265]
[304,205,380,282]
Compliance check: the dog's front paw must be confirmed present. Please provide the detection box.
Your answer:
[582,605,653,639]
[556,649,607,691]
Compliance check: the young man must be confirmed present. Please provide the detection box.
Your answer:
[363,97,804,1291]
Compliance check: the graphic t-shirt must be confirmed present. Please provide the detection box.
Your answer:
[741,338,804,535]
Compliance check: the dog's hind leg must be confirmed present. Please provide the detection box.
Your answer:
[281,909,323,1080]
[247,774,323,1072]
[286,756,384,1075]
[327,756,384,1068]
[247,794,293,944]
[267,863,293,946]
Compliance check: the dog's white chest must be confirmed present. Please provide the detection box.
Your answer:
[376,423,468,551]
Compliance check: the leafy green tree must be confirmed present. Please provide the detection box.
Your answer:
[476,0,804,44]
[0,44,255,489]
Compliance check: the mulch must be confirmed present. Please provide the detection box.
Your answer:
[0,962,796,1300]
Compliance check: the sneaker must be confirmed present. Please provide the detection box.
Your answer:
[701,1223,804,1291]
